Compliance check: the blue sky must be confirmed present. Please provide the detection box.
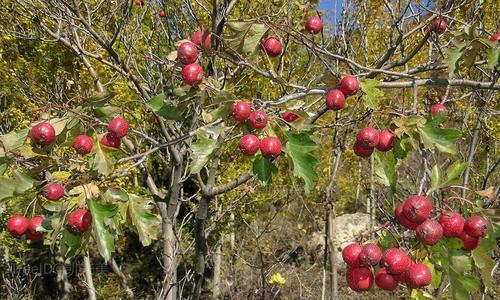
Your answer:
[318,0,343,31]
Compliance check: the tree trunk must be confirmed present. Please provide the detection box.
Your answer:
[212,237,222,299]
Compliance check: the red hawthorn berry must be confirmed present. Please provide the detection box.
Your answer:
[44,183,65,201]
[283,111,300,122]
[359,243,382,266]
[356,127,379,148]
[339,76,360,96]
[381,248,411,275]
[27,216,45,241]
[108,117,129,138]
[230,101,252,122]
[248,110,268,130]
[346,267,374,292]
[260,136,282,159]
[181,63,204,86]
[395,202,421,230]
[458,231,481,250]
[191,31,212,49]
[67,209,92,234]
[375,268,398,291]
[342,243,362,267]
[415,219,444,245]
[262,37,283,57]
[6,215,30,236]
[402,195,432,223]
[325,89,346,110]
[239,134,260,156]
[405,263,432,289]
[30,122,56,145]
[430,104,447,117]
[353,141,374,158]
[305,15,323,34]
[464,216,490,238]
[177,41,198,65]
[73,135,94,155]
[438,210,465,237]
[100,133,121,149]
[375,130,394,152]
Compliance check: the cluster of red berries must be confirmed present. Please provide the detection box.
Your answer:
[101,117,130,149]
[395,195,490,249]
[230,102,281,159]
[12,117,129,241]
[6,208,91,242]
[176,31,212,87]
[325,75,360,111]
[6,215,45,241]
[30,116,129,155]
[353,127,394,158]
[343,243,432,292]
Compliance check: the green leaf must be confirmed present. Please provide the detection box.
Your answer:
[424,259,442,290]
[12,170,39,194]
[226,21,267,55]
[470,226,498,287]
[147,93,183,120]
[462,40,485,69]
[0,177,16,200]
[431,164,443,191]
[252,155,278,186]
[360,79,383,110]
[446,41,466,77]
[483,38,499,69]
[88,199,118,262]
[0,171,38,201]
[419,120,461,155]
[393,135,413,160]
[59,228,83,259]
[102,188,129,202]
[374,151,397,191]
[190,134,218,174]
[94,106,121,119]
[0,128,29,152]
[410,289,434,300]
[92,141,114,176]
[284,131,319,194]
[127,193,161,246]
[431,161,467,192]
[472,244,494,287]
[49,118,69,136]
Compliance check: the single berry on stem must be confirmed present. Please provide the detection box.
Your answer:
[464,216,489,238]
[346,267,374,292]
[7,215,30,236]
[342,243,362,267]
[181,63,204,86]
[402,195,432,223]
[44,183,65,201]
[260,136,282,159]
[73,135,94,155]
[262,37,283,57]
[230,102,251,122]
[239,134,260,156]
[108,117,129,138]
[305,15,323,34]
[438,210,465,237]
[325,89,346,110]
[339,76,360,96]
[30,122,56,145]
[248,110,268,130]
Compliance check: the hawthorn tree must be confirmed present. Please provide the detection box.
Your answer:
[0,0,498,299]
